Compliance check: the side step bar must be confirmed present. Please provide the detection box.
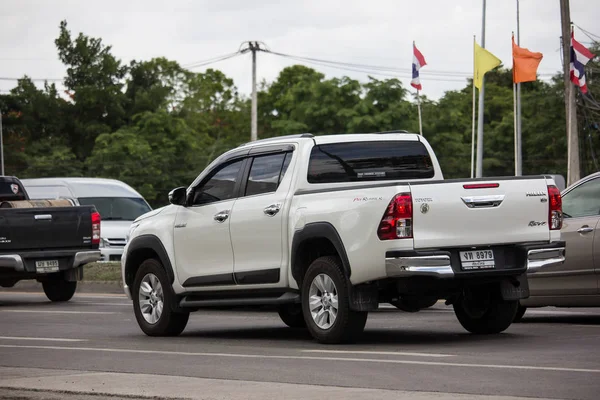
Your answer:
[179,292,300,308]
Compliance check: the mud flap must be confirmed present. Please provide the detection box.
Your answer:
[500,274,530,301]
[349,283,379,311]
[64,266,83,282]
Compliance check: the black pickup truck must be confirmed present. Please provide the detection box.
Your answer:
[0,176,101,301]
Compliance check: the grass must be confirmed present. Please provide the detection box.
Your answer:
[84,262,122,282]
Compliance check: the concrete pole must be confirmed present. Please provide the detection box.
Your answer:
[560,0,580,185]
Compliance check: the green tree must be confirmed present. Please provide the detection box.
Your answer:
[55,20,128,159]
[86,111,211,206]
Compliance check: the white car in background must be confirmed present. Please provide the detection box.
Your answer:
[21,177,152,262]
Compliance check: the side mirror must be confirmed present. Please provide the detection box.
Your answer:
[168,187,187,206]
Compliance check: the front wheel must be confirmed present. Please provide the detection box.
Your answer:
[42,278,77,302]
[132,259,189,336]
[301,256,368,344]
[453,286,518,334]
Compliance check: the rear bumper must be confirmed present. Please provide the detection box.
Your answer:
[386,255,454,278]
[525,244,566,273]
[0,250,101,273]
[99,247,124,262]
[385,241,566,279]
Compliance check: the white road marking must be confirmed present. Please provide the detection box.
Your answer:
[76,302,131,307]
[0,292,127,299]
[0,310,117,315]
[525,310,597,316]
[302,349,453,358]
[1,344,599,374]
[0,336,87,342]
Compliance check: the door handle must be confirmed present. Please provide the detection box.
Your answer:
[577,226,594,234]
[263,203,281,217]
[34,214,52,221]
[214,210,230,223]
[461,195,505,208]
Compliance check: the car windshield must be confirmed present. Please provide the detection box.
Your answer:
[78,197,151,221]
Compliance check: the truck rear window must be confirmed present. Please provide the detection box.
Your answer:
[0,180,27,201]
[307,141,434,184]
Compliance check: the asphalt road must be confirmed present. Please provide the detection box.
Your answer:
[0,291,599,400]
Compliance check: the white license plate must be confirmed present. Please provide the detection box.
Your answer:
[35,260,59,273]
[460,250,495,270]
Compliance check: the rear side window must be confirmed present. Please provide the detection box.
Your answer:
[245,153,290,197]
[307,141,434,184]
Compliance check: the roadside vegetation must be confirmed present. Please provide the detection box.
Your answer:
[1,20,598,209]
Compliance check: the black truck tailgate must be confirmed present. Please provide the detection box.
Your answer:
[0,205,98,252]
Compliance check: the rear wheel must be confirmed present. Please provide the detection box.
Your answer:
[301,256,368,344]
[453,286,518,334]
[132,259,189,336]
[278,304,306,328]
[513,303,527,322]
[42,278,77,302]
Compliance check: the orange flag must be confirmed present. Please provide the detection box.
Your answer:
[512,35,543,83]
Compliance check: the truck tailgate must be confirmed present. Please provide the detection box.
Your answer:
[0,206,95,252]
[410,179,551,249]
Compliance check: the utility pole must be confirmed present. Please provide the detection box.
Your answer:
[0,111,4,176]
[560,0,579,185]
[249,41,259,142]
[475,0,487,178]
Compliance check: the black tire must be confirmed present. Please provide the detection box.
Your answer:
[513,303,527,322]
[42,278,77,302]
[132,259,189,336]
[278,304,306,328]
[301,256,368,344]
[390,296,438,311]
[453,286,518,334]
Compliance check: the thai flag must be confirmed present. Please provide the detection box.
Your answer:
[410,42,427,91]
[570,32,596,94]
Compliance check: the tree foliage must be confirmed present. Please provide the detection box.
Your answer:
[0,21,598,208]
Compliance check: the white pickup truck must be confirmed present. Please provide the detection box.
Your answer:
[121,132,566,343]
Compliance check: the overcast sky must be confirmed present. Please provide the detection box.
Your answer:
[1,0,598,101]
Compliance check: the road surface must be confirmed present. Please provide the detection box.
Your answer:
[0,291,598,399]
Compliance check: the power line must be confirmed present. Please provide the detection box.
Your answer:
[0,77,63,82]
[575,24,600,41]
[262,51,468,83]
[182,51,243,69]
[261,48,557,79]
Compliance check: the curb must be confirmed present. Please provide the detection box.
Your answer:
[3,280,125,295]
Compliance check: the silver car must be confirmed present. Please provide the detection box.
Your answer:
[516,172,600,320]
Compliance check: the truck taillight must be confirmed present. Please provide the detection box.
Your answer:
[377,193,413,240]
[92,211,101,244]
[548,185,562,230]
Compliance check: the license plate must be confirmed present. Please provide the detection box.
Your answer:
[460,250,495,270]
[35,260,59,273]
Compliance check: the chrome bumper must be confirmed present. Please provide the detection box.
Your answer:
[527,246,565,273]
[0,255,25,272]
[0,250,101,272]
[386,255,454,278]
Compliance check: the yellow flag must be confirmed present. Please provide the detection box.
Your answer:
[474,41,502,89]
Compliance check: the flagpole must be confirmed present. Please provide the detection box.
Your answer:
[475,0,487,178]
[417,90,423,136]
[471,35,477,179]
[515,0,522,176]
